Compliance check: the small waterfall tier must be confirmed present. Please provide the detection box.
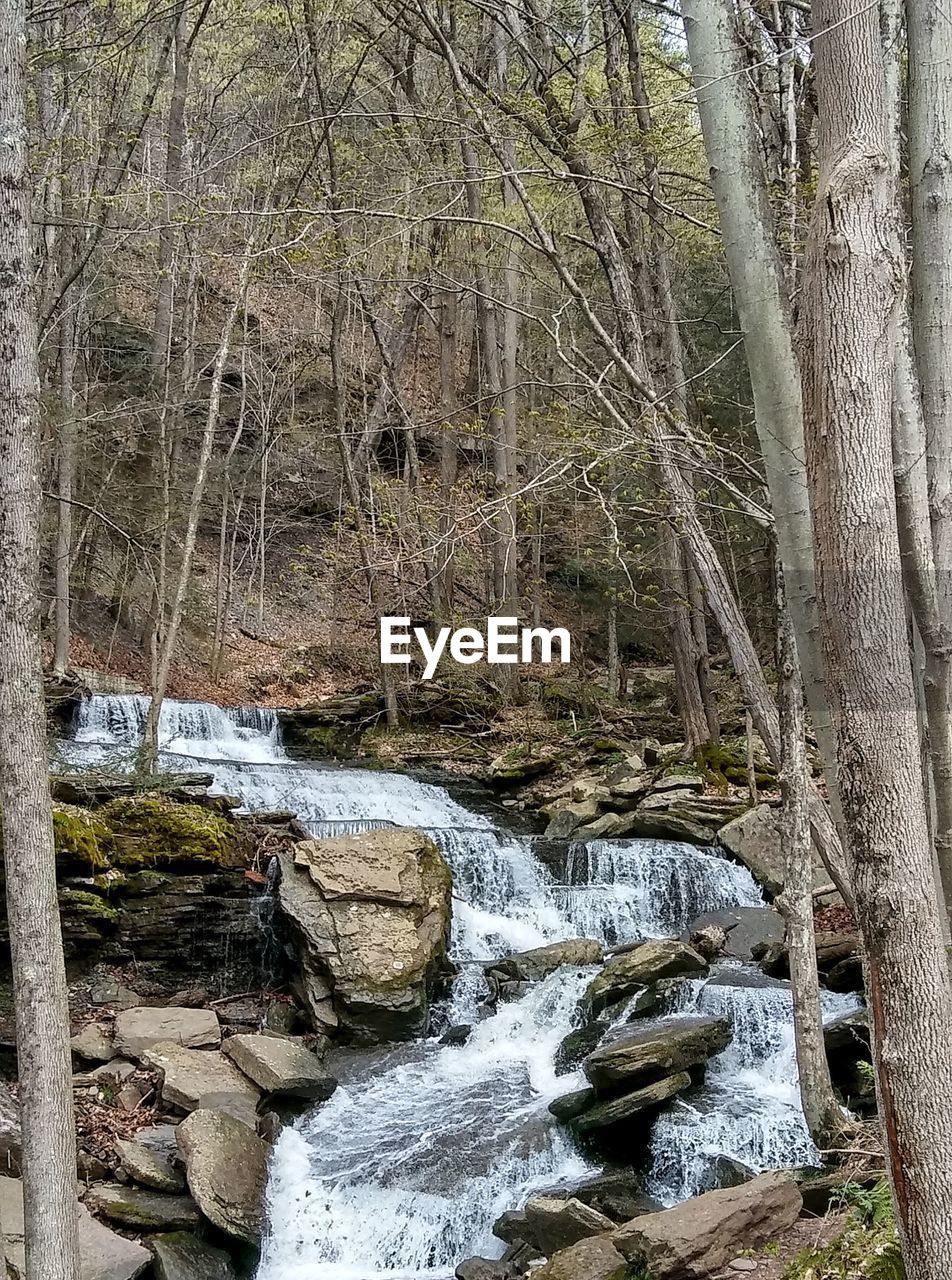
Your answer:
[61,695,855,1280]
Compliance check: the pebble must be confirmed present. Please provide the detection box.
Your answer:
[728,1261,758,1273]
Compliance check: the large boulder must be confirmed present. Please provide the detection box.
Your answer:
[277,829,452,1042]
[584,941,707,1018]
[150,1232,237,1280]
[584,1018,731,1091]
[141,1042,260,1114]
[488,939,603,984]
[717,805,785,893]
[0,1178,151,1280]
[522,1196,615,1255]
[613,1171,802,1278]
[530,1236,628,1280]
[114,1008,221,1060]
[718,805,831,897]
[223,1033,337,1102]
[84,1185,201,1231]
[573,1072,692,1134]
[176,1109,267,1244]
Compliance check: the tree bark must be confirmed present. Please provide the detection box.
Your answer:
[801,2,952,1270]
[0,1,80,1273]
[681,0,843,825]
[775,576,845,1147]
[141,248,253,768]
[884,0,952,929]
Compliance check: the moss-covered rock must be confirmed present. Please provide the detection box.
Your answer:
[100,796,239,868]
[58,889,120,923]
[52,804,110,871]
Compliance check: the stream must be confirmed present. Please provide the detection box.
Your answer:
[61,695,858,1280]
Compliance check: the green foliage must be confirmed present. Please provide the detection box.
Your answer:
[784,1182,904,1280]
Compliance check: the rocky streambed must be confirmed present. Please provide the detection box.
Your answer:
[14,694,869,1280]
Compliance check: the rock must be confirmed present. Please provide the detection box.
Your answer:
[223,1033,338,1102]
[563,1172,660,1223]
[523,1196,616,1254]
[84,1185,201,1231]
[613,1172,802,1278]
[718,805,829,895]
[651,773,705,794]
[72,1023,116,1063]
[683,908,786,963]
[488,939,603,984]
[150,1232,237,1280]
[176,1109,267,1244]
[689,925,728,960]
[489,749,560,783]
[118,1083,149,1111]
[584,941,707,1018]
[214,997,264,1027]
[278,828,452,1043]
[91,979,141,1010]
[729,1260,758,1273]
[606,755,646,784]
[141,1042,260,1114]
[584,1017,731,1091]
[90,1059,137,1084]
[114,1008,221,1059]
[554,1022,607,1075]
[530,1236,628,1280]
[548,1087,597,1122]
[544,801,601,839]
[0,1080,21,1175]
[439,1024,473,1046]
[628,792,738,844]
[575,812,639,841]
[493,1209,530,1245]
[573,1072,692,1134]
[455,1258,512,1280]
[115,1128,185,1193]
[0,1178,150,1279]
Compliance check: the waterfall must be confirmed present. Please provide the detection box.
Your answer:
[62,695,858,1279]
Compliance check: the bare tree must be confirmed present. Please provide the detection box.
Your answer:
[0,0,80,1274]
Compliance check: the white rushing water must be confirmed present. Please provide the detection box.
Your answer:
[62,695,856,1278]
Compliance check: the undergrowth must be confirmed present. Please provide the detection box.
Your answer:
[785,1180,903,1280]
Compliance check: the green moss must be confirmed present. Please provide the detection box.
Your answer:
[52,805,110,871]
[99,796,238,868]
[58,889,120,923]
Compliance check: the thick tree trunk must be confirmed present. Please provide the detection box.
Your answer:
[0,2,80,1274]
[884,0,952,928]
[801,3,952,1270]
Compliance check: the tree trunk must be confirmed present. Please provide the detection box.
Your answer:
[141,249,253,768]
[681,0,842,827]
[775,576,845,1147]
[801,2,952,1270]
[0,1,80,1273]
[884,0,952,928]
[52,307,76,675]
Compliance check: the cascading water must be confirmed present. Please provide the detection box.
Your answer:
[62,695,857,1279]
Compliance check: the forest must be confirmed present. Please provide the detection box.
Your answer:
[0,0,950,1278]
